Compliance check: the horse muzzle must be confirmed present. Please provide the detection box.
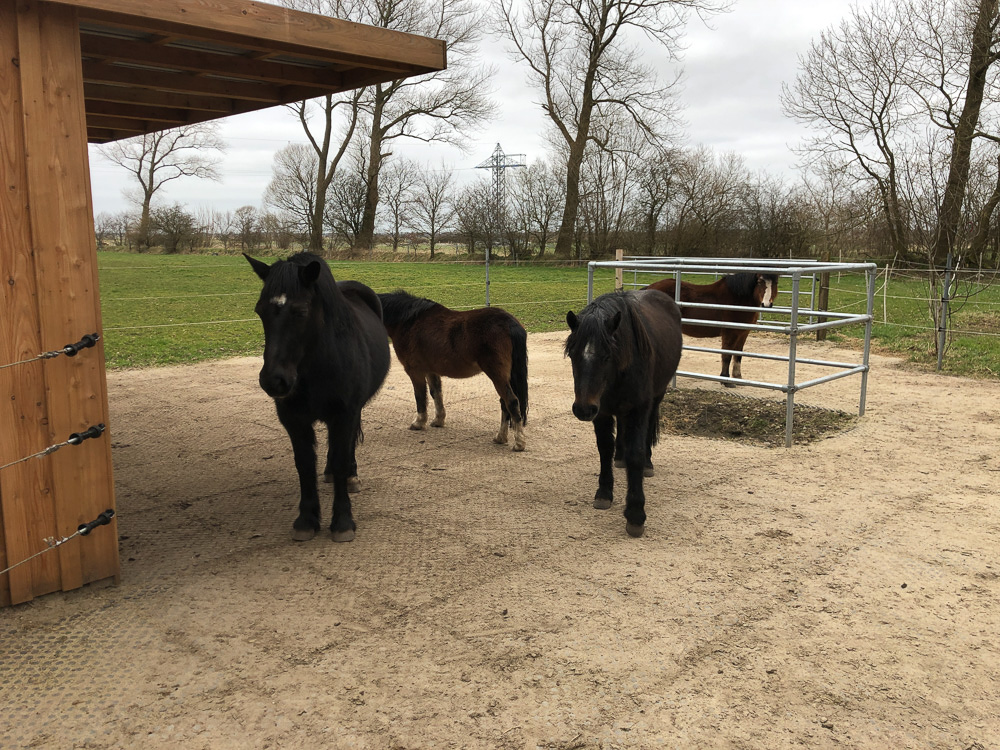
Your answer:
[572,401,599,422]
[259,368,296,399]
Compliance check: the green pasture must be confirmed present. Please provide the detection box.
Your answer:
[96,252,1000,378]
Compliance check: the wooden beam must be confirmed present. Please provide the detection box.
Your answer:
[85,113,150,132]
[80,34,361,88]
[58,0,447,73]
[86,99,192,124]
[84,82,234,113]
[82,59,287,102]
[4,0,119,603]
[0,0,61,606]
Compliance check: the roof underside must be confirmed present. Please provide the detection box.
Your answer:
[60,0,448,143]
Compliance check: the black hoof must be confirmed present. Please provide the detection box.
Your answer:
[593,492,613,510]
[643,464,654,478]
[347,475,361,493]
[613,457,625,468]
[292,527,316,542]
[625,523,645,538]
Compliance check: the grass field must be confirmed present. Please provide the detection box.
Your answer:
[96,252,1000,377]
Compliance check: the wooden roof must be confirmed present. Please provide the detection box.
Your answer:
[57,0,448,143]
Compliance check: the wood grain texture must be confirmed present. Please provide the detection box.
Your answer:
[0,0,119,605]
[1,0,61,605]
[64,0,446,71]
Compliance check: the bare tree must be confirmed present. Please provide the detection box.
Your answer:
[233,205,262,251]
[496,0,729,258]
[149,204,198,253]
[264,143,321,243]
[510,159,565,257]
[411,164,456,258]
[348,0,493,251]
[904,0,1000,262]
[379,158,418,252]
[98,123,225,249]
[671,146,748,255]
[782,2,916,259]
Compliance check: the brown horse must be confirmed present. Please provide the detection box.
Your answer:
[377,291,529,451]
[645,271,778,385]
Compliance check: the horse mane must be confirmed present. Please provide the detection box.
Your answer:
[378,290,443,330]
[263,251,339,306]
[722,272,760,302]
[723,271,778,303]
[566,292,653,370]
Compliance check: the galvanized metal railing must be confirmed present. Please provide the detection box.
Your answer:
[587,257,877,447]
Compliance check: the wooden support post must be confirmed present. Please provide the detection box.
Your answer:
[0,0,119,605]
[816,251,831,342]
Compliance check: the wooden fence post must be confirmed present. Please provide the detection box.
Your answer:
[816,251,831,342]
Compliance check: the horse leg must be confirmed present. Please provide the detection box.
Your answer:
[643,395,663,478]
[279,413,321,541]
[407,370,429,430]
[593,414,615,509]
[618,409,650,538]
[720,329,736,386]
[492,381,525,451]
[326,413,360,543]
[614,417,625,468]
[495,398,510,446]
[485,361,525,451]
[428,374,446,428]
[323,426,360,493]
[730,329,750,381]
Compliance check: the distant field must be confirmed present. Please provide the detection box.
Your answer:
[96,252,1000,377]
[96,252,605,369]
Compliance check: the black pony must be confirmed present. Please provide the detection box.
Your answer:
[378,290,529,451]
[245,252,390,542]
[566,290,682,537]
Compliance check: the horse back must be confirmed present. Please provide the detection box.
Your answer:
[633,290,683,389]
[646,276,759,337]
[338,280,383,322]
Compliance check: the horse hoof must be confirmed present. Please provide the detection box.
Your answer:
[331,528,356,543]
[593,497,612,510]
[494,435,508,445]
[347,476,361,493]
[613,458,625,469]
[722,381,736,389]
[322,473,332,484]
[626,523,645,538]
[643,465,654,478]
[431,420,445,428]
[409,423,426,431]
[291,527,316,542]
[511,442,525,452]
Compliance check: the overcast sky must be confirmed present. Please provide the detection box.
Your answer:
[87,0,867,217]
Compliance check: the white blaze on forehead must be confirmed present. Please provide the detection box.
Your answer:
[761,281,773,307]
[270,294,288,307]
[583,341,597,362]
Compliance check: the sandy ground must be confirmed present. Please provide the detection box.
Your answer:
[1,333,998,749]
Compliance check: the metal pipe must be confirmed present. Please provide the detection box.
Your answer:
[785,272,801,447]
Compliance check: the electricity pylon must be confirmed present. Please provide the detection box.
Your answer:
[475,144,526,305]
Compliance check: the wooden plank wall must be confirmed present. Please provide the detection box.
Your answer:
[0,0,119,605]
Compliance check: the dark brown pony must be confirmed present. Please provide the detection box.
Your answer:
[645,272,778,385]
[377,291,529,451]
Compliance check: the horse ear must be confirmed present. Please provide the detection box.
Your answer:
[244,253,270,281]
[566,311,579,331]
[607,310,622,334]
[299,261,322,286]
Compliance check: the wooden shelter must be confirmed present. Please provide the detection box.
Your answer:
[0,0,446,606]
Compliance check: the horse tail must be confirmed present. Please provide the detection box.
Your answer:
[509,318,529,426]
